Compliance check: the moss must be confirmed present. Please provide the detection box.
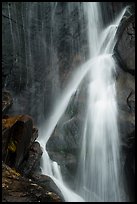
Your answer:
[7,139,17,153]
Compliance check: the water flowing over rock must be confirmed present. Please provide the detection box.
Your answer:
[2,2,135,202]
[45,3,135,202]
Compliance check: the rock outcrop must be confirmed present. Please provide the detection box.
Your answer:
[115,14,135,75]
[2,91,63,202]
[2,163,63,202]
[2,115,37,171]
[115,12,135,201]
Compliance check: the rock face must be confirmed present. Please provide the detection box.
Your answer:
[46,116,82,186]
[30,173,65,201]
[46,84,87,187]
[2,92,64,202]
[2,115,34,170]
[2,113,44,178]
[19,141,43,176]
[100,2,134,26]
[2,91,13,115]
[2,90,42,176]
[115,15,135,74]
[2,163,63,202]
[114,13,135,201]
[2,2,87,123]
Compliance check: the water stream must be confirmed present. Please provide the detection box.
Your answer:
[37,2,128,202]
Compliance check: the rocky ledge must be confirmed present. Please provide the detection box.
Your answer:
[2,163,63,202]
[2,90,63,202]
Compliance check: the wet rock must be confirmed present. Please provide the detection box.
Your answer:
[2,115,37,170]
[100,2,132,26]
[62,116,83,151]
[122,131,135,201]
[116,67,135,141]
[2,115,22,163]
[115,15,135,74]
[2,163,63,202]
[46,115,84,187]
[47,150,77,188]
[30,173,65,201]
[46,127,66,153]
[2,91,13,115]
[46,116,83,155]
[46,83,87,156]
[19,141,43,176]
[46,84,87,184]
[2,2,87,123]
[31,127,39,144]
[114,14,135,199]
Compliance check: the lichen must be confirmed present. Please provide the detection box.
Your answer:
[7,139,17,153]
[2,115,22,128]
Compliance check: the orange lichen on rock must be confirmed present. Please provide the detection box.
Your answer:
[2,115,23,129]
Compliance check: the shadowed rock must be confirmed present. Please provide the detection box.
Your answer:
[19,141,43,176]
[115,15,135,75]
[2,91,13,115]
[2,163,63,202]
[2,115,41,175]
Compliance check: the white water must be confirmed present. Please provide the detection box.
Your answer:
[37,2,128,202]
[74,3,127,202]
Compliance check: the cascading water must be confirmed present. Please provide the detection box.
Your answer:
[37,2,128,202]
[74,3,127,202]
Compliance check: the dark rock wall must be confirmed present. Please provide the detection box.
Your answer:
[115,12,135,201]
[100,2,134,26]
[2,2,87,124]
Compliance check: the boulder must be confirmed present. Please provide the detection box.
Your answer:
[2,163,63,202]
[46,83,87,155]
[46,116,83,154]
[46,115,84,187]
[2,115,39,171]
[115,15,135,74]
[19,141,43,176]
[2,115,22,163]
[30,173,65,201]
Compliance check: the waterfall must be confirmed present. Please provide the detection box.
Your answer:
[37,2,128,202]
